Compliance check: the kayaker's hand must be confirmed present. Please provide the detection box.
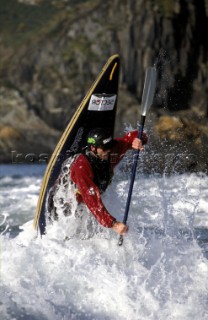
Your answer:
[112,222,128,235]
[132,138,144,151]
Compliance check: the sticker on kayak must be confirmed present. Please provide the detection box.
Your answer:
[88,94,117,111]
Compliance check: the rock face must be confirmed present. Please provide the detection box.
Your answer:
[0,0,208,173]
[150,113,208,174]
[0,87,59,163]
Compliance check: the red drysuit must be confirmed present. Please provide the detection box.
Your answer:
[70,130,147,228]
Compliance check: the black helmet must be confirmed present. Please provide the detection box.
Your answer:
[87,128,117,150]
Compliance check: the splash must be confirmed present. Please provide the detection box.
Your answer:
[1,168,208,319]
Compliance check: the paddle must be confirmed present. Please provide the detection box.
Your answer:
[118,66,157,246]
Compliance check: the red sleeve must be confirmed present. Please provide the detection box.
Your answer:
[110,130,148,167]
[70,155,116,228]
[115,130,138,152]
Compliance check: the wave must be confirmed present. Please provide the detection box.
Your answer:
[1,172,208,319]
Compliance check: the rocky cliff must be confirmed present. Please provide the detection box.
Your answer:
[0,0,208,173]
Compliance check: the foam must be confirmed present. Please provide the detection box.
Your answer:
[1,172,208,319]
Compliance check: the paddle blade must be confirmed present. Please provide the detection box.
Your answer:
[141,67,157,116]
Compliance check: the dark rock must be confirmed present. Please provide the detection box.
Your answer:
[0,0,208,173]
[0,87,60,163]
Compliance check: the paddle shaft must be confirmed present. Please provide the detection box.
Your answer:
[118,115,146,246]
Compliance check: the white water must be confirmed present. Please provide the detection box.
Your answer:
[1,165,208,319]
